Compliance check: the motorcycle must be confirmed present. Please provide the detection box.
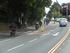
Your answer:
[9,28,16,36]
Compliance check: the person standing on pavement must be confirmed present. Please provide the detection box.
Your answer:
[24,21,27,29]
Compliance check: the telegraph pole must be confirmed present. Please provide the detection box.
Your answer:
[56,0,58,3]
[66,4,68,18]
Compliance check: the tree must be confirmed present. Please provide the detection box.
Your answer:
[0,0,52,27]
[47,2,65,19]
[28,0,52,24]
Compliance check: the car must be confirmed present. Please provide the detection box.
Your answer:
[59,18,67,27]
[51,18,55,21]
[55,18,60,22]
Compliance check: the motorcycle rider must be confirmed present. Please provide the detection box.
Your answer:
[35,22,39,30]
[9,23,16,35]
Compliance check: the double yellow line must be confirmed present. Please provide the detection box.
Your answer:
[48,27,70,53]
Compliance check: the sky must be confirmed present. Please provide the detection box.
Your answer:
[52,0,70,5]
[45,0,70,14]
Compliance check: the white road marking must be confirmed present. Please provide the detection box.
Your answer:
[27,31,39,35]
[8,44,24,51]
[28,33,33,34]
[53,32,60,36]
[0,39,11,43]
[47,32,50,35]
[51,30,54,32]
[24,31,32,33]
[40,34,47,38]
[40,32,50,38]
[35,31,39,32]
[29,38,38,43]
[43,34,47,36]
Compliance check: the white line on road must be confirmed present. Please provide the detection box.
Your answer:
[29,38,38,43]
[28,31,39,35]
[34,31,39,32]
[40,34,47,38]
[53,32,60,36]
[43,34,47,36]
[0,39,11,43]
[28,33,33,35]
[47,32,50,35]
[8,44,24,51]
[40,32,50,38]
[24,31,32,33]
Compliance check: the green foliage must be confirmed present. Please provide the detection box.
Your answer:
[0,0,52,25]
[47,2,65,19]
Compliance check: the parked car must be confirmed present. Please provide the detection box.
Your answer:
[59,18,67,27]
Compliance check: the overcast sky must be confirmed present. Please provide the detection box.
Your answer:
[52,0,70,5]
[45,0,70,14]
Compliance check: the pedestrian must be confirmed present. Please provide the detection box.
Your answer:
[24,21,27,29]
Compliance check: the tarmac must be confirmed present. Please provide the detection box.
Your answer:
[0,21,70,53]
[55,33,70,53]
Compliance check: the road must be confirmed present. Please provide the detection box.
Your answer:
[55,33,70,53]
[0,22,68,53]
[55,22,70,53]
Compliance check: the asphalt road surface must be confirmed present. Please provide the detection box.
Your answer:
[0,22,68,53]
[55,22,70,53]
